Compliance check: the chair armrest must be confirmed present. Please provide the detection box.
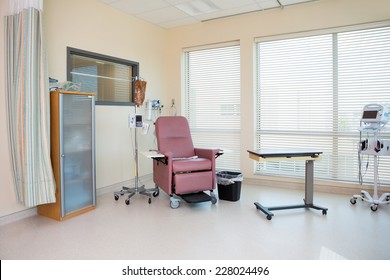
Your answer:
[195,148,220,188]
[149,149,172,158]
[149,149,172,165]
[194,148,219,160]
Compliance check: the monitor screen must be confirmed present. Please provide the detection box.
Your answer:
[362,110,378,120]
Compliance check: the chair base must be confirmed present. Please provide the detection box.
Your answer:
[114,184,159,205]
[350,190,390,211]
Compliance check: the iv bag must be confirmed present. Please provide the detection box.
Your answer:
[134,80,146,106]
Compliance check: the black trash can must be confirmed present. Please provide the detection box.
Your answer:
[216,171,243,202]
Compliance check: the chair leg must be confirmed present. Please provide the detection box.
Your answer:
[210,190,217,204]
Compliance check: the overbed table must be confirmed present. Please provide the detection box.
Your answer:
[247,149,328,220]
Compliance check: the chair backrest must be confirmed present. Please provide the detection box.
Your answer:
[155,116,195,158]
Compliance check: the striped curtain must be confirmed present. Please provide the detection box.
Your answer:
[4,0,56,207]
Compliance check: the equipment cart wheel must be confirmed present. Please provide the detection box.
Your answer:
[386,195,390,201]
[211,196,217,204]
[370,204,378,211]
[322,209,327,215]
[125,199,130,205]
[114,195,119,201]
[148,198,152,204]
[170,200,180,209]
[153,189,159,197]
[266,215,272,220]
[350,198,357,205]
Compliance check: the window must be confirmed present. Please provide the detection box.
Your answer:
[184,43,241,171]
[67,47,139,105]
[255,25,390,185]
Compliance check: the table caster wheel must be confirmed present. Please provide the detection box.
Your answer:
[153,190,159,197]
[148,198,152,204]
[350,198,356,205]
[266,215,272,220]
[322,209,327,215]
[125,199,130,205]
[370,204,378,211]
[114,195,119,201]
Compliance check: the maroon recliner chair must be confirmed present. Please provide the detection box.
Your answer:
[152,116,220,208]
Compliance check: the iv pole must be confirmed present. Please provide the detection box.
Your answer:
[114,78,159,205]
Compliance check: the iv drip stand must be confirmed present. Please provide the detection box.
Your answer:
[114,106,159,205]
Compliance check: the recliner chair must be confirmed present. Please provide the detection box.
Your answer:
[152,116,220,208]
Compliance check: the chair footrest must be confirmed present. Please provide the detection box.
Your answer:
[180,192,211,203]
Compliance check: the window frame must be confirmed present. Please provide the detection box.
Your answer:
[67,47,139,106]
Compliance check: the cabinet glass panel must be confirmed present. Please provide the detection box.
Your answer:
[60,94,95,216]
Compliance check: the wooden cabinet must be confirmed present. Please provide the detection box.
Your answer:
[38,90,96,221]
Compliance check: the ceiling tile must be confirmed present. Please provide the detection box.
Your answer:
[280,0,314,5]
[176,0,219,16]
[137,6,189,24]
[195,3,268,21]
[255,0,281,10]
[165,0,193,5]
[211,0,257,10]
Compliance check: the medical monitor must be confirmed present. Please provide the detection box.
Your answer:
[362,110,378,120]
[361,104,389,125]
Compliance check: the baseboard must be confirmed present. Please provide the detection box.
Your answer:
[0,207,37,226]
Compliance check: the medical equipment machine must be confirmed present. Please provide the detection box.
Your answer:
[360,104,389,126]
[145,99,162,121]
[350,104,390,211]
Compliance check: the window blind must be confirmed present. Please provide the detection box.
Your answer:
[70,55,133,103]
[67,48,139,105]
[184,43,241,171]
[256,26,390,185]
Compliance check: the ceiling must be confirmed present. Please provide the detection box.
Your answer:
[97,0,317,29]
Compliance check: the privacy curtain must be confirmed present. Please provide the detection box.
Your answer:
[4,0,56,207]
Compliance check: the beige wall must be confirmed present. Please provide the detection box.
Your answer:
[1,0,390,218]
[164,0,390,181]
[43,0,168,190]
